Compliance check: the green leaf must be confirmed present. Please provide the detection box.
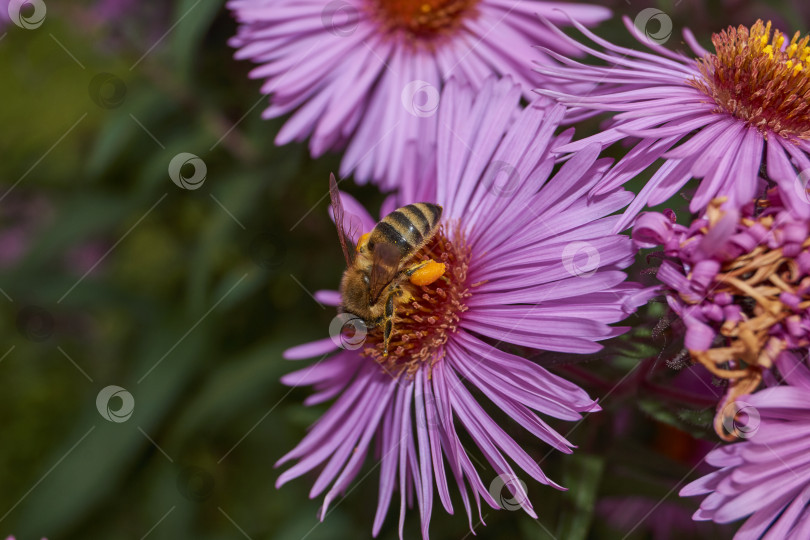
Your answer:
[13,317,207,536]
[556,453,605,540]
[172,0,226,80]
[165,338,292,446]
[637,398,716,440]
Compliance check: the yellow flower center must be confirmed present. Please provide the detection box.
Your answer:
[691,20,810,139]
[368,0,479,42]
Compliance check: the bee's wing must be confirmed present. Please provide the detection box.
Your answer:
[369,242,401,303]
[329,173,355,266]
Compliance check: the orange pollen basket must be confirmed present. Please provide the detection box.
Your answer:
[367,0,479,41]
[363,224,474,379]
[690,20,810,140]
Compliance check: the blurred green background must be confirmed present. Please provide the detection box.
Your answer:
[0,1,806,538]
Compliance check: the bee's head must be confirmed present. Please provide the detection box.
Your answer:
[339,265,372,312]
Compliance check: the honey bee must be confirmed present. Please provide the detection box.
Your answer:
[329,174,446,356]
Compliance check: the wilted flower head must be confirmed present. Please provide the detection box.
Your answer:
[536,17,810,230]
[277,77,652,538]
[633,191,810,439]
[227,0,609,189]
[681,353,810,537]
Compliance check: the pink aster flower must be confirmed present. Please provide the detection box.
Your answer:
[680,352,810,538]
[633,190,810,439]
[276,77,652,538]
[227,0,610,189]
[536,17,810,231]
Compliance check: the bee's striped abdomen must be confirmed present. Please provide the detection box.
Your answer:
[370,203,442,259]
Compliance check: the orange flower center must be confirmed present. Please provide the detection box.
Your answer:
[362,224,473,379]
[367,0,479,42]
[691,20,810,139]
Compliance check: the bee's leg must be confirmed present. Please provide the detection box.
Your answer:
[404,259,446,287]
[355,232,371,254]
[381,289,397,357]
